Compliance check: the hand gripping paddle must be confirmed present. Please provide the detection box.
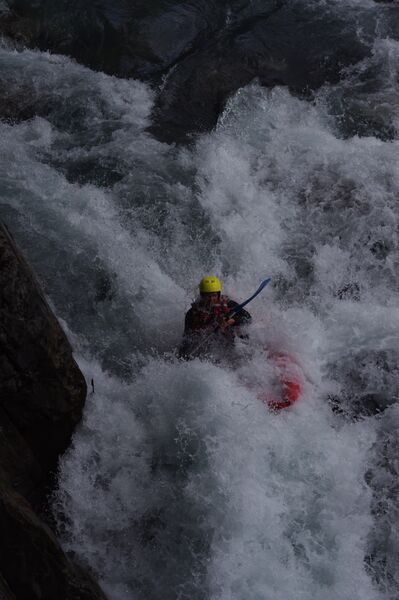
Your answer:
[228,278,271,318]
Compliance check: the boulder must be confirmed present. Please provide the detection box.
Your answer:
[150,2,368,142]
[0,573,16,600]
[0,1,369,142]
[0,0,230,78]
[0,479,106,600]
[0,222,106,598]
[0,222,87,483]
[0,406,44,499]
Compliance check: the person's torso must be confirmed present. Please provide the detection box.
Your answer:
[189,295,231,331]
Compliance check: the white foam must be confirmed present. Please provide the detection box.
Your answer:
[56,354,377,600]
[0,36,397,600]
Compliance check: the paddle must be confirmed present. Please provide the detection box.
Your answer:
[228,278,271,318]
[185,278,271,358]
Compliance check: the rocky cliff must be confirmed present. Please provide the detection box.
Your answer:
[0,222,106,600]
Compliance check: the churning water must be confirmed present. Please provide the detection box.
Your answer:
[1,1,399,598]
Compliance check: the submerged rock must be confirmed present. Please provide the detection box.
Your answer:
[328,349,398,419]
[365,413,399,597]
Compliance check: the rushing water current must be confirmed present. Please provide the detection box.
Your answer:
[1,1,399,598]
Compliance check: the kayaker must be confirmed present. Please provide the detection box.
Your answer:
[179,276,251,358]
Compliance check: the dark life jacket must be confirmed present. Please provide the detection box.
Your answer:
[184,295,251,334]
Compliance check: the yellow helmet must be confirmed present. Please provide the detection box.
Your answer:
[199,276,222,294]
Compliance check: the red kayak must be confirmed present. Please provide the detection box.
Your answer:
[259,352,303,411]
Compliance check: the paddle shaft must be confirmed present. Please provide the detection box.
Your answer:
[228,278,271,317]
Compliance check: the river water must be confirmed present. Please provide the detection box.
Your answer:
[0,1,399,598]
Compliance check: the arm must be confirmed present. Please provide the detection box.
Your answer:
[227,300,252,326]
[184,308,194,335]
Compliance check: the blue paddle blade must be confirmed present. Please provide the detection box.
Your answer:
[229,278,271,316]
[257,278,271,292]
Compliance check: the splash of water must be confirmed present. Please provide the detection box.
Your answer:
[0,8,398,597]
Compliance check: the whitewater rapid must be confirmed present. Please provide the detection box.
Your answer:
[0,3,398,598]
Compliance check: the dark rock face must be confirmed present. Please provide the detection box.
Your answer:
[151,2,368,142]
[0,406,44,499]
[0,573,16,600]
[0,480,106,600]
[0,0,230,78]
[0,222,87,479]
[0,0,369,142]
[0,222,106,600]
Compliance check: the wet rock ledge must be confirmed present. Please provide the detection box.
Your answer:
[0,0,368,143]
[0,221,106,600]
